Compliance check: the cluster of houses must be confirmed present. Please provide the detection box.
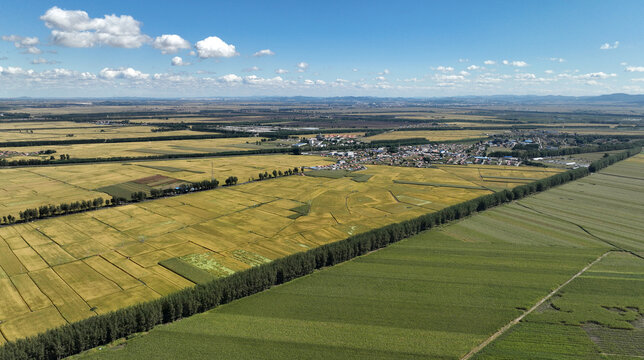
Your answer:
[298,134,361,148]
[316,140,529,170]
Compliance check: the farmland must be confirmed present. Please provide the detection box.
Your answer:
[0,137,273,160]
[364,129,497,142]
[72,154,643,360]
[0,125,214,142]
[0,154,333,219]
[0,161,559,342]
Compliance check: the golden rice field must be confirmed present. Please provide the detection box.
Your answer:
[0,163,560,342]
[364,129,499,142]
[0,155,334,219]
[0,126,214,142]
[0,121,103,130]
[0,137,272,159]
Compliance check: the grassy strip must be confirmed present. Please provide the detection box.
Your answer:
[349,173,372,182]
[303,170,350,179]
[287,203,311,219]
[158,258,216,284]
[393,179,489,190]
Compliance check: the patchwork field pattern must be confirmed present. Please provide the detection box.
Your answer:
[0,137,270,159]
[0,163,558,342]
[74,155,644,359]
[0,125,213,142]
[0,154,333,218]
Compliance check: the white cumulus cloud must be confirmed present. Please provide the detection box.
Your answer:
[243,66,260,72]
[600,41,619,50]
[99,67,149,80]
[171,56,189,66]
[483,60,496,65]
[578,72,617,79]
[503,60,528,67]
[296,62,308,72]
[218,74,242,83]
[625,66,644,72]
[435,66,454,72]
[253,49,274,57]
[1,35,41,54]
[194,36,238,58]
[153,34,190,54]
[40,6,150,48]
[466,65,480,70]
[275,68,288,74]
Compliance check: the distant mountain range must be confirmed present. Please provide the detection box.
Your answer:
[3,93,644,106]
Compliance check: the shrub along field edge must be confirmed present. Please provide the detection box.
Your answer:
[0,146,639,360]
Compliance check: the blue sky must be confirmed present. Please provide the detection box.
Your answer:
[1,0,644,97]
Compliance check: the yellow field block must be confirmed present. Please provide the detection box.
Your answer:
[53,261,122,301]
[253,203,300,218]
[115,242,158,258]
[33,243,75,267]
[141,232,188,250]
[0,306,67,342]
[155,243,205,259]
[87,286,161,315]
[37,221,91,246]
[10,273,51,311]
[0,245,28,275]
[103,254,151,279]
[83,256,141,290]
[14,225,51,247]
[28,268,94,322]
[300,227,349,246]
[130,249,175,268]
[178,227,245,253]
[124,220,184,239]
[146,265,194,289]
[13,247,49,272]
[278,213,338,236]
[62,240,110,259]
[139,274,184,296]
[0,278,30,320]
[216,208,291,238]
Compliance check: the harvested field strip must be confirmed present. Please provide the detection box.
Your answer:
[393,179,489,190]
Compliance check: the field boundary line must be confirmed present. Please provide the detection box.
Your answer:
[460,250,611,360]
[514,202,644,260]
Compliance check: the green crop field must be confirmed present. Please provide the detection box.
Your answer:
[71,154,644,359]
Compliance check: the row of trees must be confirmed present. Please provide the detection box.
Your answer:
[2,146,638,359]
[257,167,300,180]
[0,147,297,167]
[488,140,643,159]
[7,198,106,223]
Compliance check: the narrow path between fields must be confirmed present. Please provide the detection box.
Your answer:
[460,250,612,360]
